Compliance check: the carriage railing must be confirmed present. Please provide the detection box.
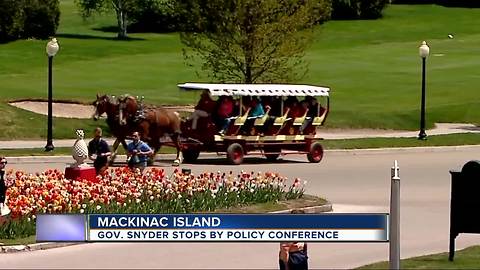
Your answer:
[293,108,309,126]
[273,108,291,126]
[254,107,271,126]
[184,94,329,136]
[312,108,328,126]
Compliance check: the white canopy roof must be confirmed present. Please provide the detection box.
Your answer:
[177,83,330,97]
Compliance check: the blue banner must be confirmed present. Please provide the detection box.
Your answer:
[89,214,387,230]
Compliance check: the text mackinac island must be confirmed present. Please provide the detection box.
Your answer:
[96,216,221,228]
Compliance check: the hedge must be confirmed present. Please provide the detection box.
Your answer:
[0,0,60,43]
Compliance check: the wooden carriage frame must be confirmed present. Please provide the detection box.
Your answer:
[177,83,330,165]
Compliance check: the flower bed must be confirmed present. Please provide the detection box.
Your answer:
[1,167,305,239]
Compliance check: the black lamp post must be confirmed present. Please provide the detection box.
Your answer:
[418,41,430,140]
[45,38,59,152]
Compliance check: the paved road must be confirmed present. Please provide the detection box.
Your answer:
[1,123,479,149]
[2,148,480,269]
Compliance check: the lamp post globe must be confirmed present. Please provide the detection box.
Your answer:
[419,41,430,59]
[46,38,59,57]
[418,41,429,140]
[45,38,59,152]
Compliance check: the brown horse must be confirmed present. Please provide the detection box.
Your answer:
[92,94,136,163]
[117,95,183,165]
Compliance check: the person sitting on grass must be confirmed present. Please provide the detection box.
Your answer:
[127,132,153,173]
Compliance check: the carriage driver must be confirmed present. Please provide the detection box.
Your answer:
[190,90,216,130]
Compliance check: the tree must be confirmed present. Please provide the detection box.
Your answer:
[0,0,60,43]
[177,0,331,84]
[129,0,179,33]
[331,0,389,20]
[0,0,24,43]
[75,0,135,39]
[23,0,60,39]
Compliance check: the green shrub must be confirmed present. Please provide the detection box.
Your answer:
[0,0,59,43]
[332,0,389,20]
[128,0,179,33]
[359,0,390,18]
[0,0,25,43]
[436,0,480,7]
[23,0,60,39]
[313,0,334,24]
[393,0,480,6]
[392,0,435,3]
[332,0,360,19]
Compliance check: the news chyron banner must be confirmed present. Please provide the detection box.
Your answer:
[36,214,389,242]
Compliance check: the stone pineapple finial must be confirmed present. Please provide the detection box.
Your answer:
[72,129,89,167]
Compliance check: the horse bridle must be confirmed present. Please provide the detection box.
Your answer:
[93,95,117,120]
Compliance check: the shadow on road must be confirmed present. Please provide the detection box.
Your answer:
[458,125,480,131]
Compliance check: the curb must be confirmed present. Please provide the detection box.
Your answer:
[325,144,480,156]
[269,203,333,214]
[0,242,80,253]
[0,203,331,253]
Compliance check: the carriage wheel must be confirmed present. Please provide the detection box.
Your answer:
[307,142,324,163]
[182,149,200,163]
[227,143,244,165]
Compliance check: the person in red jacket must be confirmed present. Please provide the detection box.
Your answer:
[216,96,234,134]
[285,97,303,118]
[190,90,216,130]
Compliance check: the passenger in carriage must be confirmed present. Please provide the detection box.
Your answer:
[241,97,265,135]
[261,96,273,112]
[284,96,302,118]
[215,96,234,135]
[249,97,265,118]
[300,98,309,114]
[307,96,319,117]
[300,96,323,134]
[259,96,276,134]
[270,96,283,116]
[190,90,216,130]
[232,98,244,116]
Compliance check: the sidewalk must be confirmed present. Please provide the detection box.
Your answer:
[320,123,480,140]
[0,123,479,149]
[0,138,118,149]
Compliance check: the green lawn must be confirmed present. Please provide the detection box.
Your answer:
[0,235,36,246]
[359,245,480,269]
[1,2,480,139]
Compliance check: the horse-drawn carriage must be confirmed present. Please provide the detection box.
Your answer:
[93,83,330,165]
[177,83,330,165]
